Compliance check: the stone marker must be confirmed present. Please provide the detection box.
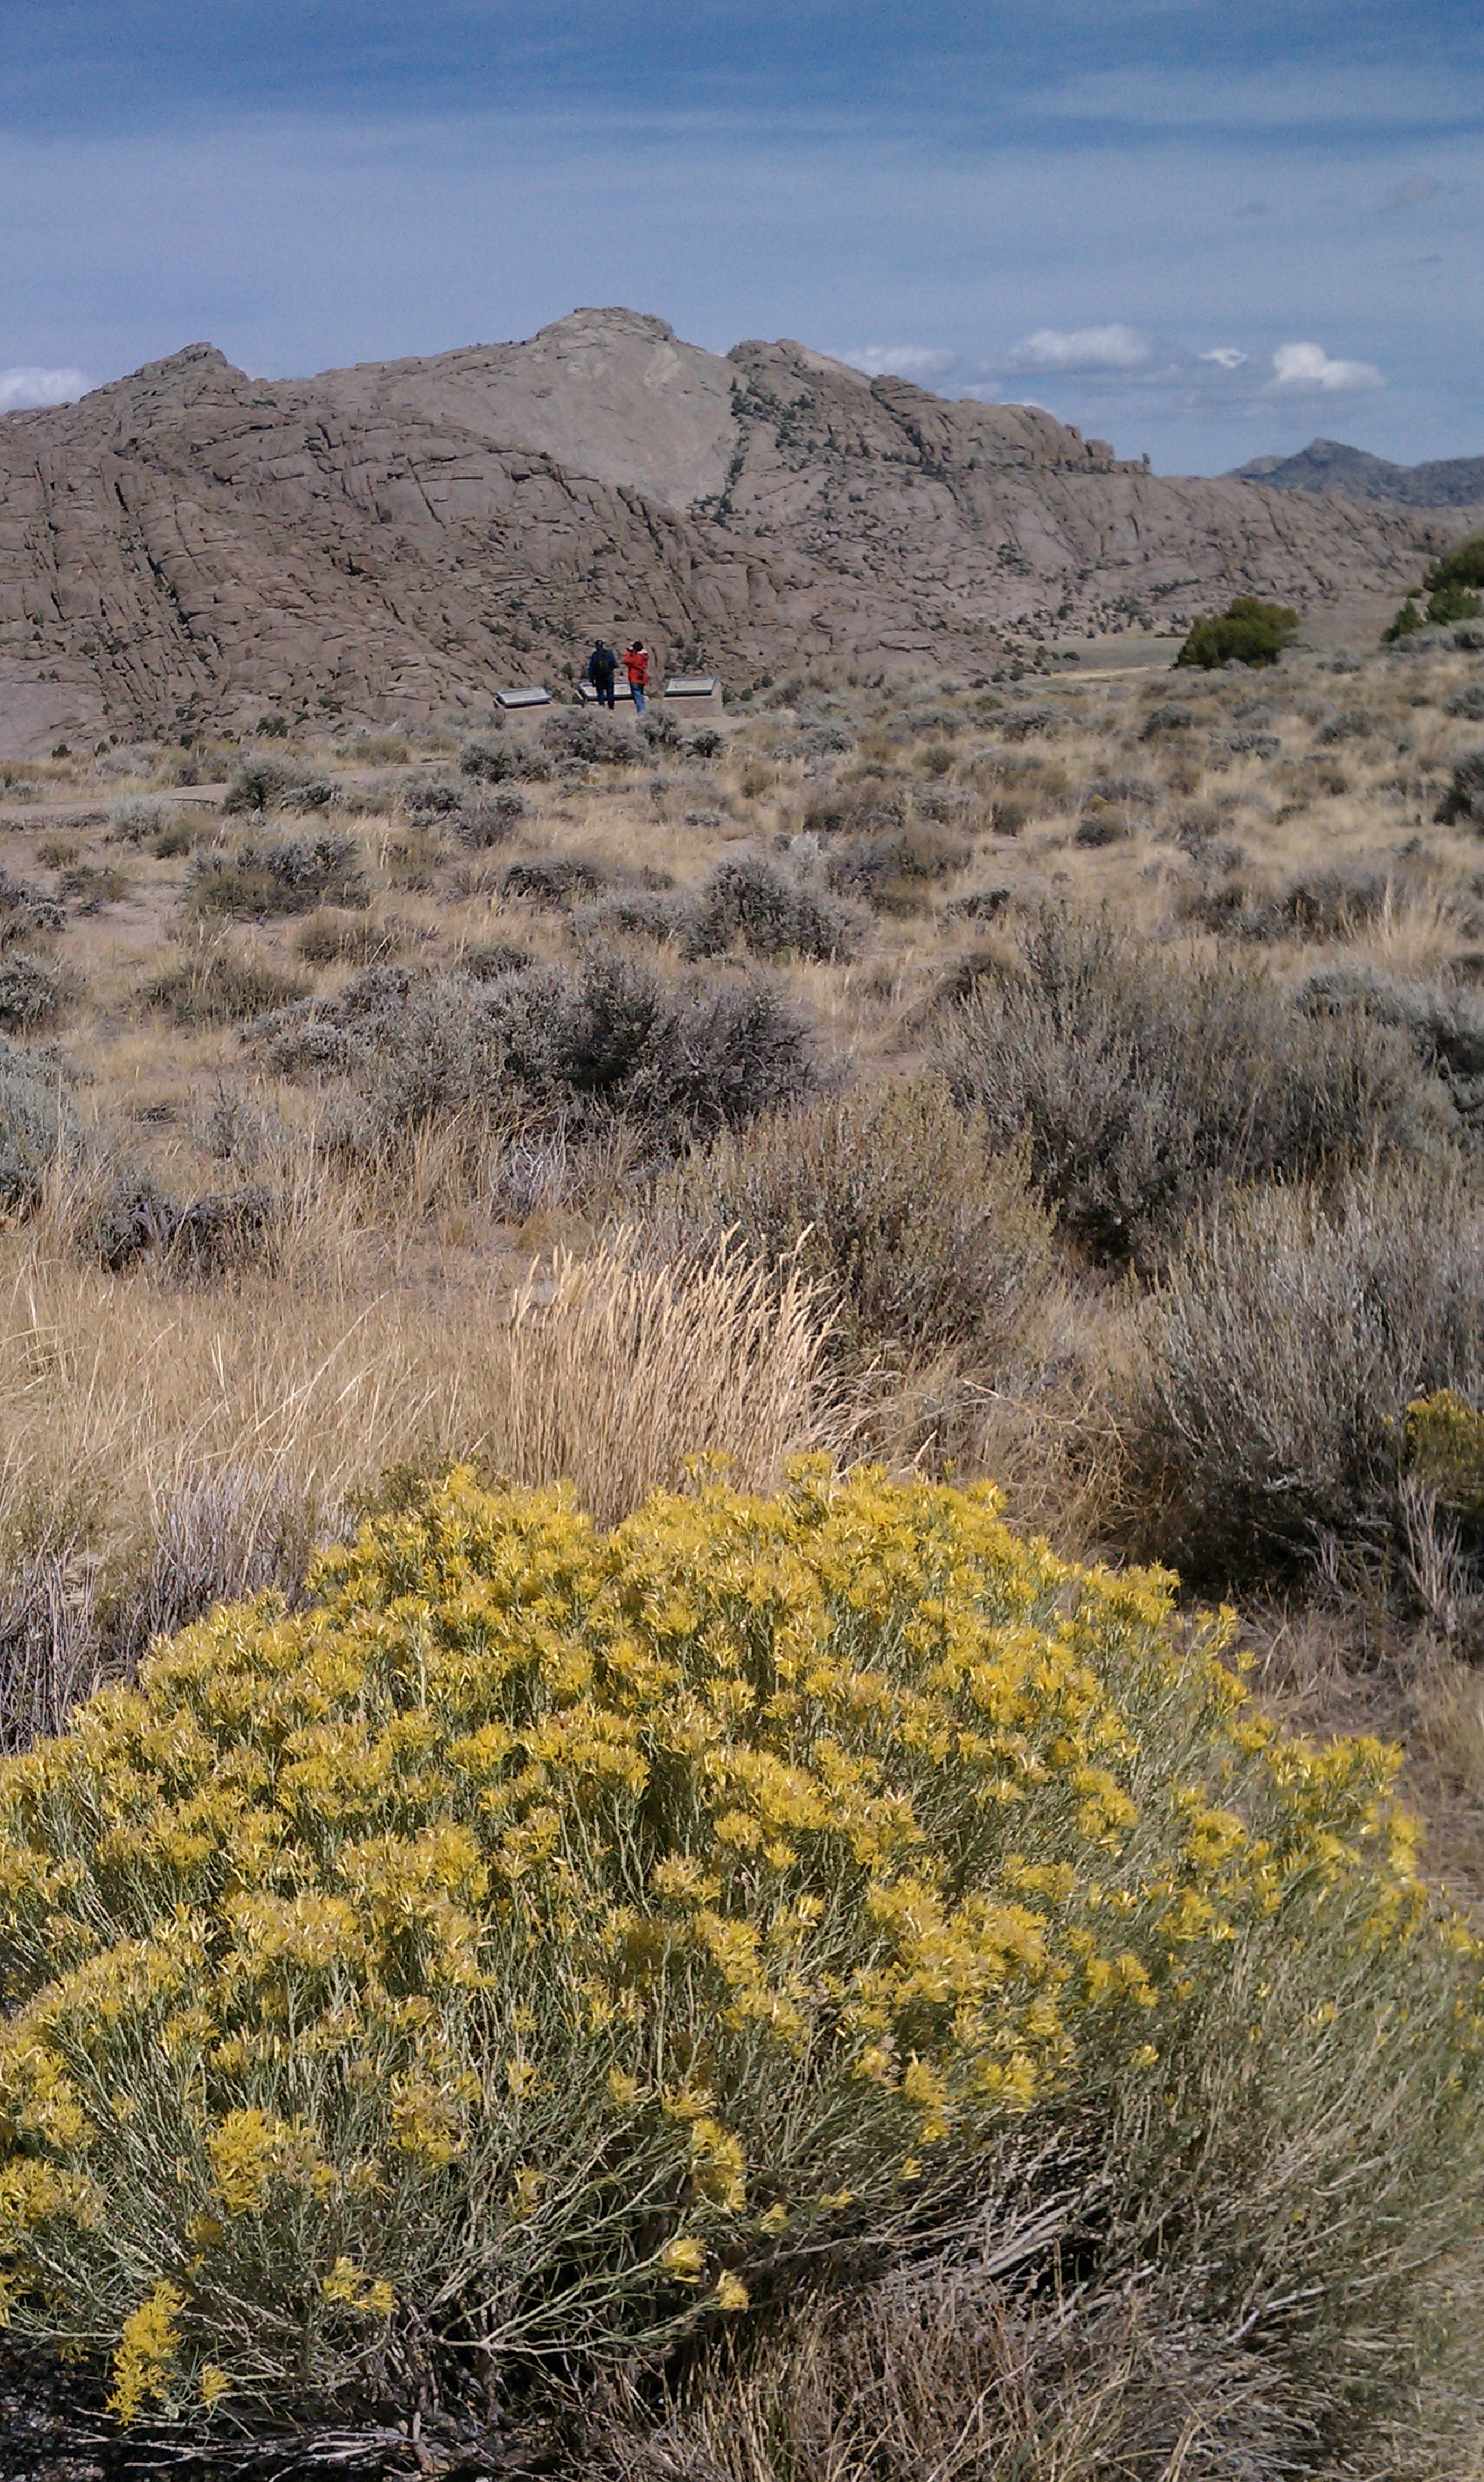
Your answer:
[495,687,552,709]
[664,676,719,698]
[577,681,636,703]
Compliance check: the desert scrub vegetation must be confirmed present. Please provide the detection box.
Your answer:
[1,1462,1481,2474]
[252,953,814,1147]
[1176,597,1300,670]
[0,1217,840,1750]
[653,1077,1054,1367]
[936,906,1442,1265]
[0,951,67,1033]
[491,1233,836,1525]
[221,757,338,816]
[141,938,310,1027]
[0,1039,75,1211]
[188,829,368,921]
[1387,534,1484,640]
[1124,1162,1484,1589]
[683,853,870,964]
[6,636,1484,2461]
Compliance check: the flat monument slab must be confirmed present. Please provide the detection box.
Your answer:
[664,676,718,697]
[577,681,636,703]
[495,686,552,709]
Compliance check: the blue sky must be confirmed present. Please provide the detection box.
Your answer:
[0,2,1479,471]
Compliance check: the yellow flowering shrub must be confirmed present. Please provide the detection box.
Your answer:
[0,1464,1478,2430]
[1404,1388,1484,1539]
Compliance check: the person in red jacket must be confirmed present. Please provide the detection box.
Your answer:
[623,641,651,715]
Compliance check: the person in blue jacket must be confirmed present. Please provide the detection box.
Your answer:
[586,640,618,709]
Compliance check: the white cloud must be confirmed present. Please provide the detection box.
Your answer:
[0,364,88,411]
[0,104,1472,476]
[1002,322,1149,373]
[1199,346,1246,370]
[1267,340,1382,393]
[959,382,1051,410]
[842,342,954,378]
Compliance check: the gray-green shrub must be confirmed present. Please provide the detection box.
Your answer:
[685,855,869,964]
[937,907,1445,1265]
[459,735,551,786]
[540,709,633,769]
[188,832,367,919]
[222,759,335,816]
[499,855,607,909]
[1437,751,1484,827]
[0,1039,75,1209]
[1125,1163,1484,1585]
[820,820,973,909]
[254,954,815,1144]
[1298,962,1484,1122]
[0,954,65,1033]
[652,1076,1054,1365]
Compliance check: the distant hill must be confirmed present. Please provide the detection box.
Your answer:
[1233,437,1484,509]
[0,310,1465,752]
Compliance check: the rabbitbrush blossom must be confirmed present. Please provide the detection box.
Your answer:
[0,1462,1475,2423]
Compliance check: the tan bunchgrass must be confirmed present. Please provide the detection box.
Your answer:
[592,2244,1299,2482]
[0,1207,841,1739]
[494,1229,840,1526]
[0,1220,839,1554]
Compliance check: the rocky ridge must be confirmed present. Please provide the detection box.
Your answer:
[0,308,1463,751]
[1233,436,1484,510]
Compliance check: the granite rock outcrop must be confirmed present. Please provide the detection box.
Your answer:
[0,309,1460,751]
[1233,436,1484,510]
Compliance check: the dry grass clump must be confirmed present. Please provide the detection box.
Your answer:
[596,2252,1300,2482]
[652,1076,1054,1369]
[293,906,407,965]
[141,938,311,1026]
[56,858,131,915]
[143,803,222,859]
[0,1213,842,1743]
[493,1231,837,1524]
